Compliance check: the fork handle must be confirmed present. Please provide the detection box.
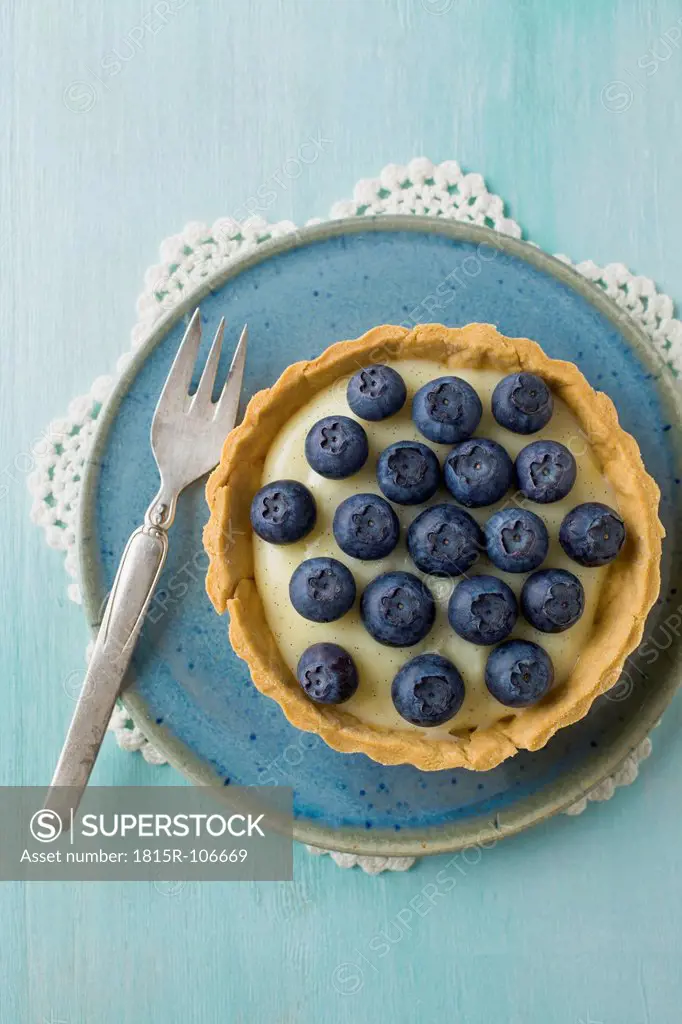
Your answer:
[45,522,168,822]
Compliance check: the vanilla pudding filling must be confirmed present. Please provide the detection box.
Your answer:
[253,360,618,738]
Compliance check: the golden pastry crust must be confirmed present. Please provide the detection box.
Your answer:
[203,323,664,771]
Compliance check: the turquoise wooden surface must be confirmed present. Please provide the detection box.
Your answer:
[3,0,682,1020]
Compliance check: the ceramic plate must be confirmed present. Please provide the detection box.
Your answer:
[80,217,682,856]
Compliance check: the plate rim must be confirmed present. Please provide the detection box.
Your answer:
[79,214,682,857]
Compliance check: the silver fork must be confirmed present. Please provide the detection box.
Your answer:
[45,308,247,820]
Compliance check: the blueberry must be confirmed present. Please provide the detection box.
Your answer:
[289,557,356,622]
[250,480,316,544]
[484,507,549,573]
[407,504,483,576]
[376,441,440,505]
[559,502,626,567]
[391,654,465,726]
[333,493,399,560]
[443,438,513,508]
[305,416,369,479]
[296,643,359,704]
[521,568,585,633]
[492,372,553,434]
[485,640,554,707]
[448,575,518,645]
[347,365,407,421]
[412,376,482,444]
[361,571,436,647]
[516,440,576,504]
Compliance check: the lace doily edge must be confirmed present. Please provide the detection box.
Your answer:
[27,156,679,853]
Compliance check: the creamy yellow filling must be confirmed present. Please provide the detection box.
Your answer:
[253,361,617,738]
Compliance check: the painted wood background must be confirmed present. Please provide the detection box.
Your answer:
[2,0,682,1020]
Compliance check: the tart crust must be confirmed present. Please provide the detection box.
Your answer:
[203,323,664,771]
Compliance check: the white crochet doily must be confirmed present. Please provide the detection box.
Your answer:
[28,158,682,874]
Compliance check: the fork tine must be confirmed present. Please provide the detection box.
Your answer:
[157,307,203,409]
[214,323,248,428]
[190,317,225,409]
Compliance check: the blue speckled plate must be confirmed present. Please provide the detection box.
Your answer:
[80,217,682,856]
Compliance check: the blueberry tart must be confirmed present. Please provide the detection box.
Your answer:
[205,322,663,771]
